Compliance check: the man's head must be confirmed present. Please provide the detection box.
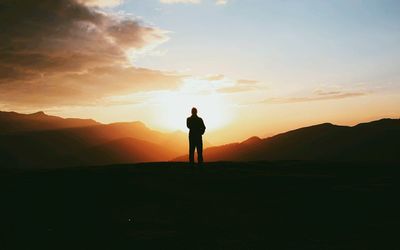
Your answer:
[191,107,197,116]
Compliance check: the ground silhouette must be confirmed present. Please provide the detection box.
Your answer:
[1,161,400,249]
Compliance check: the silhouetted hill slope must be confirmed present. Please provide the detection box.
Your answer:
[0,124,188,168]
[1,111,398,168]
[176,118,400,162]
[0,111,188,168]
[0,111,99,134]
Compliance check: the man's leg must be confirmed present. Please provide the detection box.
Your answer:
[189,137,195,164]
[197,137,203,164]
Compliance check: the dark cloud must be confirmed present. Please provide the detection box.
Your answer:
[0,0,178,107]
[106,20,167,48]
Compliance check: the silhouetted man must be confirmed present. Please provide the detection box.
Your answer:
[187,107,206,164]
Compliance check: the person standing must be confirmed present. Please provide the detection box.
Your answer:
[186,107,206,165]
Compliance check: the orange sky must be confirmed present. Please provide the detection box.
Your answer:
[0,0,399,145]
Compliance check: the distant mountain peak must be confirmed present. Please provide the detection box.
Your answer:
[132,121,146,126]
[309,122,335,128]
[110,121,148,129]
[31,111,46,116]
[241,136,262,145]
[0,110,100,134]
[355,118,400,128]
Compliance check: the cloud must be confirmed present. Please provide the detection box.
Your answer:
[261,92,366,104]
[0,66,182,107]
[193,75,262,94]
[159,0,227,5]
[106,20,168,48]
[215,0,228,5]
[160,0,201,4]
[77,0,123,7]
[314,90,342,96]
[0,0,167,81]
[217,85,257,94]
[203,74,225,81]
[236,79,259,84]
[0,0,180,108]
[217,78,261,93]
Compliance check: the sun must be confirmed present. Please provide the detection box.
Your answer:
[150,88,233,132]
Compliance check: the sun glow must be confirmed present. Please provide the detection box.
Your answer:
[149,79,234,132]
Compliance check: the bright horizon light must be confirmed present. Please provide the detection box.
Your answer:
[148,78,234,132]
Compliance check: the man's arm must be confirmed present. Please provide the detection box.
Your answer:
[201,118,206,135]
[186,118,191,129]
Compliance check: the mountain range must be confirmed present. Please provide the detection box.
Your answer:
[175,119,400,162]
[0,111,189,168]
[0,111,399,169]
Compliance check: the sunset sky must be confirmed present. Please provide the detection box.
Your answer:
[1,0,400,144]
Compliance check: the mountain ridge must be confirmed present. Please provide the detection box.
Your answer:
[0,111,189,168]
[0,110,99,134]
[175,118,400,162]
[1,110,399,168]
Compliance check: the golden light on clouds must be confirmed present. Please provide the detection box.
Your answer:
[0,0,179,108]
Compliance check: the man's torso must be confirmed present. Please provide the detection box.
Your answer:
[187,116,205,137]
